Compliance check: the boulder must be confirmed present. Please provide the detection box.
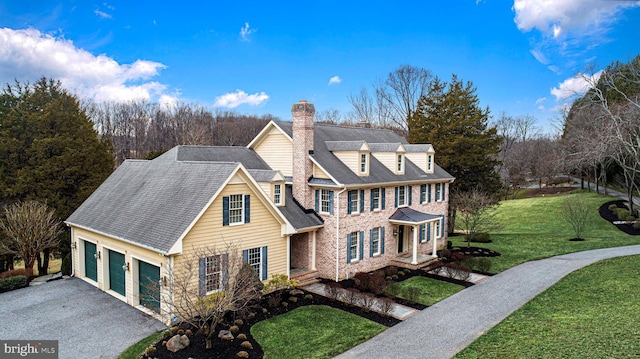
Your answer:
[218,329,234,340]
[290,289,304,296]
[166,334,186,353]
[180,334,190,347]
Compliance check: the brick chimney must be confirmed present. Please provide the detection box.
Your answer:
[292,100,315,209]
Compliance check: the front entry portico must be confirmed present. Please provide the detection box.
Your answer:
[389,207,442,265]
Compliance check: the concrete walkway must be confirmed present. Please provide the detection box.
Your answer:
[303,282,419,320]
[335,244,640,359]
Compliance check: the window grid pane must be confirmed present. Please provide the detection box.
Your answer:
[360,154,367,173]
[229,194,244,224]
[349,232,358,261]
[372,228,380,255]
[274,185,281,204]
[321,189,331,213]
[399,186,406,206]
[349,191,359,213]
[247,247,261,276]
[372,188,380,210]
[205,255,221,292]
[397,155,403,172]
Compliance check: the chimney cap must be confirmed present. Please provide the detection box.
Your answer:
[299,100,307,103]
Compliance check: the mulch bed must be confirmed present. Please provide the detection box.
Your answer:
[449,246,501,257]
[599,200,640,236]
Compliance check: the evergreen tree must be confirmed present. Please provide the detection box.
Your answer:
[0,77,114,274]
[408,75,502,233]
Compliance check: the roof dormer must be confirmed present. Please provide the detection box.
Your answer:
[369,143,406,175]
[325,140,371,176]
[405,144,435,174]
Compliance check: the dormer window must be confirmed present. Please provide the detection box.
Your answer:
[273,184,283,206]
[396,154,405,174]
[360,153,367,174]
[427,154,433,172]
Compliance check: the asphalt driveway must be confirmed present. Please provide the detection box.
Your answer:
[0,277,166,358]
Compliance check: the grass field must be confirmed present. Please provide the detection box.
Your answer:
[455,255,640,358]
[12,258,62,276]
[388,276,465,306]
[251,305,385,359]
[451,191,640,273]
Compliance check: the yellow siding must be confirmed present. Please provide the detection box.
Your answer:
[71,226,170,321]
[175,176,288,294]
[254,132,293,176]
[333,151,359,174]
[406,153,426,172]
[313,163,330,179]
[372,152,396,173]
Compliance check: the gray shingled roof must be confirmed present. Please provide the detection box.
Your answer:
[389,207,440,223]
[174,145,271,169]
[275,121,454,186]
[66,157,239,254]
[404,144,434,153]
[368,143,404,152]
[325,141,366,151]
[278,185,323,231]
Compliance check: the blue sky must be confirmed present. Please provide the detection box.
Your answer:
[1,1,639,132]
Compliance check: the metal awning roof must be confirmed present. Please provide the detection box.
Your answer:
[389,207,440,225]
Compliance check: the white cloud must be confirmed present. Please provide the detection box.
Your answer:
[550,71,602,101]
[328,75,342,85]
[513,0,640,36]
[213,90,269,108]
[535,97,547,110]
[0,27,169,103]
[530,49,548,65]
[94,9,112,19]
[240,22,256,41]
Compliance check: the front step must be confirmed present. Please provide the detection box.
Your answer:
[291,269,320,287]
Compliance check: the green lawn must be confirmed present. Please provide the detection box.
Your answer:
[118,331,164,359]
[451,191,640,273]
[455,255,640,359]
[388,276,465,306]
[251,305,385,359]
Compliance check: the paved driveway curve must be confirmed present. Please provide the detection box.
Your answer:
[0,277,166,359]
[336,244,640,359]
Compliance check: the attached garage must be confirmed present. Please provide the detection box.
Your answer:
[108,250,126,296]
[138,260,160,313]
[84,241,98,282]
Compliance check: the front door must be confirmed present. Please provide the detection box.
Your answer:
[108,250,126,296]
[139,261,160,313]
[397,225,405,253]
[84,241,97,282]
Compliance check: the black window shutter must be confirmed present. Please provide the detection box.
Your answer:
[222,196,229,226]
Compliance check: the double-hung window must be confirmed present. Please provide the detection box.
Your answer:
[321,189,332,213]
[243,246,268,280]
[348,190,359,214]
[371,188,381,211]
[395,185,410,207]
[371,228,381,256]
[397,154,404,173]
[360,153,368,174]
[435,219,442,239]
[273,184,282,205]
[435,183,441,202]
[223,194,250,226]
[229,194,244,224]
[348,231,360,262]
[427,154,433,172]
[205,255,222,293]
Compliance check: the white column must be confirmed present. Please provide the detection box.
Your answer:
[412,225,418,265]
[311,231,317,270]
[286,235,291,279]
[431,221,438,257]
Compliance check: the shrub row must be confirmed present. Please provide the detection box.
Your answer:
[0,275,28,293]
[465,232,491,243]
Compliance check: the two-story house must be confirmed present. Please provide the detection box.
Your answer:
[65,100,453,322]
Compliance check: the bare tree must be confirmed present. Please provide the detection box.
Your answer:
[560,194,590,240]
[0,201,62,276]
[453,188,502,247]
[164,243,262,350]
[315,108,342,124]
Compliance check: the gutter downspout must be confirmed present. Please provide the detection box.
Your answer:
[70,226,75,277]
[335,187,347,282]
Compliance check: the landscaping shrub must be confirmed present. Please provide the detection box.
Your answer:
[368,275,387,295]
[353,272,370,291]
[237,333,247,340]
[385,266,398,276]
[625,215,636,222]
[0,268,29,279]
[237,351,249,358]
[229,325,240,333]
[451,252,465,263]
[379,298,394,315]
[288,296,298,303]
[615,208,631,220]
[461,257,477,269]
[439,249,452,261]
[0,275,28,292]
[304,294,313,299]
[267,295,280,308]
[467,232,491,243]
[456,265,472,281]
[633,222,640,230]
[372,269,386,279]
[344,288,361,306]
[608,204,619,211]
[61,252,72,276]
[325,282,342,301]
[360,293,376,312]
[240,341,253,349]
[234,319,244,326]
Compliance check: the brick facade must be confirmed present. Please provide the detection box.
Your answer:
[291,101,315,210]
